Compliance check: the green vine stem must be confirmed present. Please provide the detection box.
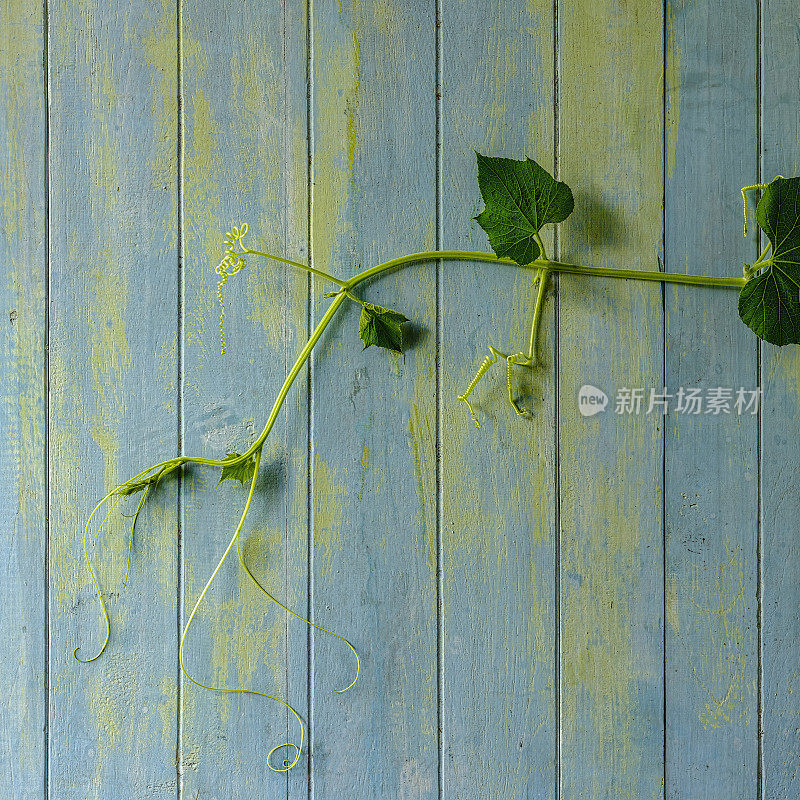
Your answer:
[75,242,747,771]
[172,247,748,473]
[457,267,549,424]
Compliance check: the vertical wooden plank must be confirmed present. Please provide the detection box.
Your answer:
[180,1,309,796]
[0,2,46,798]
[48,0,179,796]
[558,2,665,798]
[310,2,438,796]
[761,2,800,795]
[180,1,308,796]
[439,3,556,799]
[663,3,759,797]
[284,9,312,799]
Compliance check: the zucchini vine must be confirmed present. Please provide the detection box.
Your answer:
[75,152,797,773]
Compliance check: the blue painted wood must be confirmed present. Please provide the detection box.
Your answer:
[309,2,439,797]
[282,8,313,800]
[664,2,760,797]
[439,2,557,798]
[761,2,800,796]
[47,1,180,797]
[558,2,666,797]
[7,2,800,797]
[0,3,47,799]
[179,1,308,796]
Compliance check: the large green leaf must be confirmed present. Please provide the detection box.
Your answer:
[739,176,800,345]
[474,152,574,266]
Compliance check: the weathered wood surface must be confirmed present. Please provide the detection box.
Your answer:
[440,3,556,798]
[47,1,180,798]
[664,3,760,798]
[762,2,800,798]
[310,4,438,796]
[180,1,308,796]
[558,4,665,799]
[1,4,46,800]
[2,0,799,797]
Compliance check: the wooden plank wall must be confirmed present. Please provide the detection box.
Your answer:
[558,4,665,799]
[440,3,556,798]
[180,2,308,796]
[664,3,759,798]
[2,0,800,798]
[762,2,800,798]
[1,3,46,800]
[48,2,179,799]
[310,3,437,796]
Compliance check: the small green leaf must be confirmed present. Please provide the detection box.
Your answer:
[474,152,574,266]
[358,302,409,354]
[738,176,800,345]
[217,452,257,487]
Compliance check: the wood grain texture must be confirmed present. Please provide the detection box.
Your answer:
[179,1,308,796]
[0,2,46,799]
[558,1,665,798]
[761,2,800,796]
[309,2,438,797]
[663,3,760,797]
[439,2,557,798]
[47,0,179,797]
[6,0,800,797]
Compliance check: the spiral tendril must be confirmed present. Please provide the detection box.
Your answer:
[74,463,178,661]
[178,448,307,772]
[741,178,784,237]
[215,224,249,355]
[505,352,530,417]
[76,436,358,772]
[457,345,506,428]
[235,530,360,693]
[74,493,121,663]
